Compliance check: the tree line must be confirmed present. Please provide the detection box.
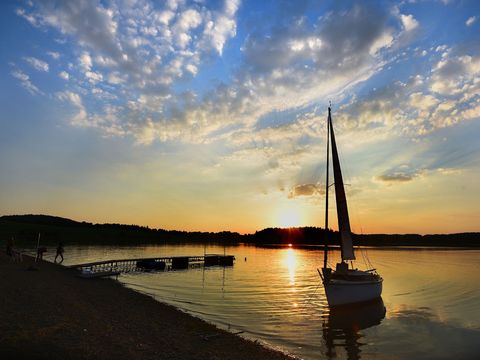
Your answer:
[1,215,479,247]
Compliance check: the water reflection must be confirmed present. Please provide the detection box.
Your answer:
[381,305,480,359]
[60,245,480,359]
[322,299,386,360]
[284,248,297,286]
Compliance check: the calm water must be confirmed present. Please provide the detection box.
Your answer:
[44,244,480,359]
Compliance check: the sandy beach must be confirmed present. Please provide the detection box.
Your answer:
[0,252,290,359]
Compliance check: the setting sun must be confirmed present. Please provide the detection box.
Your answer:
[278,207,302,228]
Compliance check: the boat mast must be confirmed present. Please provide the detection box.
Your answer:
[323,106,331,270]
[329,105,355,261]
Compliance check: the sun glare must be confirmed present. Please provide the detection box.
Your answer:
[278,207,302,228]
[285,248,297,286]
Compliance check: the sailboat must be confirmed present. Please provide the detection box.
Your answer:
[318,106,383,307]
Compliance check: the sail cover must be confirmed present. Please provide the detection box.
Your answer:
[328,109,355,260]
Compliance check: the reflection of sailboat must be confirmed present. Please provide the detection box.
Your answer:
[318,106,383,307]
[323,298,386,360]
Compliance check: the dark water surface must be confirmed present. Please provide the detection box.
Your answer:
[52,245,479,359]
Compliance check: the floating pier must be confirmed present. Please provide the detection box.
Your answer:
[70,254,235,276]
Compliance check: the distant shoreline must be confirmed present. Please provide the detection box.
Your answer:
[256,244,480,250]
[1,214,479,248]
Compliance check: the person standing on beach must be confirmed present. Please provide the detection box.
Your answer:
[35,233,46,262]
[54,242,64,264]
[36,246,47,262]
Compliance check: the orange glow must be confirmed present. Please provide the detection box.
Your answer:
[285,248,297,286]
[277,205,303,228]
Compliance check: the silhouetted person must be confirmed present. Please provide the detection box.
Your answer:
[36,247,47,262]
[54,242,64,264]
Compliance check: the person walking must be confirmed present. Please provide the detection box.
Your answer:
[54,242,64,264]
[36,246,47,262]
[35,233,46,262]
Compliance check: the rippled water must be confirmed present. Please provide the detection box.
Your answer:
[50,244,480,359]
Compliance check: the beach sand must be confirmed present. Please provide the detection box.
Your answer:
[0,252,290,359]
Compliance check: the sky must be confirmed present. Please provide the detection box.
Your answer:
[1,0,479,234]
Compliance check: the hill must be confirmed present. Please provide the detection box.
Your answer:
[0,214,242,246]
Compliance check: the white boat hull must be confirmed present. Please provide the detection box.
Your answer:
[324,278,383,307]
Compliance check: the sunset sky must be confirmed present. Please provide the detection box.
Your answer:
[1,0,479,234]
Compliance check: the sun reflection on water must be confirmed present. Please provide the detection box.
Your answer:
[285,248,297,286]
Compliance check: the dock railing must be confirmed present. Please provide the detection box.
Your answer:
[69,255,235,275]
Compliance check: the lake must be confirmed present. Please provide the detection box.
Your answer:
[42,244,480,359]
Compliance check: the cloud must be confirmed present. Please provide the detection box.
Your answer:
[47,51,60,59]
[57,91,88,126]
[243,5,392,75]
[376,172,415,183]
[32,2,123,64]
[79,52,93,71]
[461,102,480,120]
[11,69,42,95]
[59,71,69,80]
[107,72,126,84]
[430,53,480,101]
[376,165,423,183]
[400,14,419,32]
[56,91,124,136]
[202,0,240,55]
[15,2,421,145]
[172,8,202,48]
[288,183,324,198]
[409,92,439,110]
[194,4,403,143]
[334,47,480,140]
[24,57,49,72]
[15,7,38,26]
[376,160,470,185]
[85,70,103,83]
[57,90,82,107]
[466,16,476,27]
[15,0,241,140]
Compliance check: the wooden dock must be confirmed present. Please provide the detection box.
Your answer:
[69,254,235,276]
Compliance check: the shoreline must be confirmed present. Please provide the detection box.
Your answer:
[0,252,290,359]
[2,215,479,249]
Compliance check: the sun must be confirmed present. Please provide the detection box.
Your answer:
[278,207,302,228]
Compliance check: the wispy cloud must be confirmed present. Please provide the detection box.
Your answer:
[376,172,418,183]
[47,51,60,59]
[24,56,49,72]
[11,69,42,95]
[466,16,476,26]
[15,7,38,26]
